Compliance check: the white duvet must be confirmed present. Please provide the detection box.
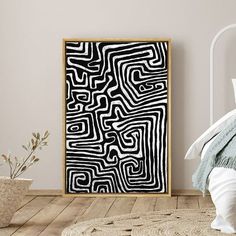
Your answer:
[201,137,236,234]
[208,168,236,233]
[185,110,236,234]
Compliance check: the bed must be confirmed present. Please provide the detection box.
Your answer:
[185,109,236,234]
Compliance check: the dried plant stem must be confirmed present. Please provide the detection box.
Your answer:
[1,131,49,179]
[12,139,43,179]
[11,161,18,179]
[12,150,35,179]
[9,161,13,179]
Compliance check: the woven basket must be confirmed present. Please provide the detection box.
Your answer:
[0,176,32,228]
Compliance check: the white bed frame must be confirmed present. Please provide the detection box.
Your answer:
[210,23,236,125]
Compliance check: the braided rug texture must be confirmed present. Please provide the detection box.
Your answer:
[62,208,228,236]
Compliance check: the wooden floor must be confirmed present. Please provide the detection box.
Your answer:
[0,195,214,236]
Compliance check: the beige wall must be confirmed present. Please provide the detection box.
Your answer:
[1,0,236,190]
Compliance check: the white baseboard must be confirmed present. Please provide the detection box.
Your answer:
[172,189,209,196]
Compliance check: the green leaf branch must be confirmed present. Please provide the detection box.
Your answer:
[1,131,49,179]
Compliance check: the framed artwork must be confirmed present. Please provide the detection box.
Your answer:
[63,39,171,196]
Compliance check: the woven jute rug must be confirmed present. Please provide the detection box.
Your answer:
[62,208,229,236]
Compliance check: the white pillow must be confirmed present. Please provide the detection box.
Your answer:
[200,135,217,160]
[185,109,236,159]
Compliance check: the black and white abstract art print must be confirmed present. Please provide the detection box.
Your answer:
[64,39,171,195]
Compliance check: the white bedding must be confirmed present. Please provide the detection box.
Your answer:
[201,137,236,234]
[185,109,236,234]
[185,109,236,160]
[208,168,236,234]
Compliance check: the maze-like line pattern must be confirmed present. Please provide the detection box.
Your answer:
[65,41,168,193]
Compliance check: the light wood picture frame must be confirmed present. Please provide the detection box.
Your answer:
[62,38,171,197]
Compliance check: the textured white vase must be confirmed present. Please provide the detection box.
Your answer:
[0,176,32,227]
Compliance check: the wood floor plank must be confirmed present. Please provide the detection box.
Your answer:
[155,197,177,210]
[0,195,213,236]
[177,196,199,209]
[0,197,54,236]
[75,197,115,223]
[18,196,36,209]
[106,197,136,217]
[39,197,95,236]
[131,197,157,213]
[12,197,73,236]
[198,196,214,208]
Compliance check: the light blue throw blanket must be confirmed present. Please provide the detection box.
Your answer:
[192,118,236,193]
